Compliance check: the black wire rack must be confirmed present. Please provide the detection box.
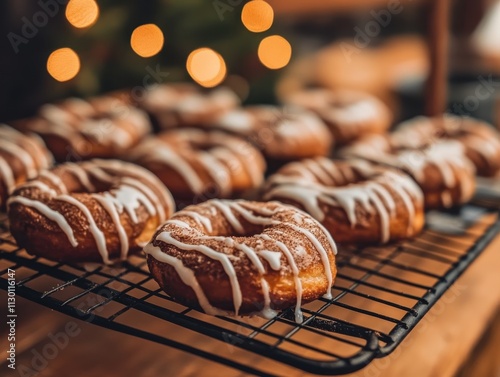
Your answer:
[1,198,499,376]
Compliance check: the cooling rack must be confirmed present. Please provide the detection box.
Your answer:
[1,199,499,376]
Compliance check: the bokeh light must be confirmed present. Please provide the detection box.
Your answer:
[65,0,99,29]
[241,1,274,33]
[47,48,81,82]
[130,24,165,58]
[258,35,292,70]
[187,48,227,88]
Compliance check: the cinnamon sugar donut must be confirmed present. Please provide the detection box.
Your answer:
[145,200,337,322]
[0,125,53,208]
[8,160,174,264]
[284,89,392,145]
[141,83,240,130]
[394,115,500,177]
[20,95,151,161]
[263,158,424,244]
[210,105,333,162]
[342,134,477,209]
[128,129,266,203]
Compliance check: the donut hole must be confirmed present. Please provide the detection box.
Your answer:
[326,97,356,109]
[190,140,218,152]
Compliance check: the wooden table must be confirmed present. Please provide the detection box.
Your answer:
[1,230,500,377]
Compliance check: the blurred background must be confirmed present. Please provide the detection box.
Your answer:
[1,0,500,123]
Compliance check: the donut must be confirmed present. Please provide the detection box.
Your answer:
[209,105,333,162]
[128,129,266,204]
[8,159,174,264]
[19,94,151,162]
[0,125,53,208]
[144,200,337,322]
[140,83,240,130]
[284,89,392,146]
[394,115,500,177]
[342,133,477,209]
[263,158,425,244]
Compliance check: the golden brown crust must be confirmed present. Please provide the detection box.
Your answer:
[284,89,392,145]
[342,132,477,209]
[263,158,425,244]
[0,125,53,208]
[8,160,174,264]
[17,95,151,162]
[145,200,337,318]
[395,115,500,177]
[128,129,266,202]
[140,83,240,130]
[209,105,333,161]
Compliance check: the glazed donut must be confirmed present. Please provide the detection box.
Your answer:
[140,83,240,130]
[8,159,174,264]
[144,200,337,322]
[210,105,333,162]
[342,134,477,209]
[394,115,500,177]
[284,89,392,146]
[0,125,53,208]
[20,94,151,161]
[128,129,266,203]
[263,158,425,244]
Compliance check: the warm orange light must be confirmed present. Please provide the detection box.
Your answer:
[258,35,292,70]
[187,48,227,88]
[130,24,164,58]
[65,0,99,29]
[241,0,274,33]
[47,48,81,82]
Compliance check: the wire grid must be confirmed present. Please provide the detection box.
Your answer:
[1,203,499,376]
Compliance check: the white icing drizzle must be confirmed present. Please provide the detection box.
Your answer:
[0,156,15,195]
[36,98,151,150]
[19,181,58,197]
[92,194,129,260]
[112,184,156,223]
[136,142,205,194]
[198,151,231,196]
[57,195,111,264]
[211,201,245,233]
[0,136,38,179]
[39,171,68,194]
[285,223,333,300]
[182,211,213,233]
[258,250,282,270]
[259,278,278,319]
[259,234,304,323]
[168,219,191,229]
[145,200,336,323]
[9,159,172,264]
[120,178,166,222]
[131,131,264,197]
[265,161,422,242]
[216,110,254,133]
[144,243,228,316]
[7,196,78,246]
[465,134,500,159]
[156,231,243,316]
[65,163,96,192]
